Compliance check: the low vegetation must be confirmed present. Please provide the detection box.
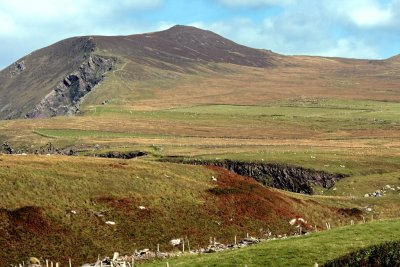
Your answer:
[142,220,400,267]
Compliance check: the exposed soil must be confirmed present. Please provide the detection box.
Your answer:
[165,158,346,194]
[205,166,305,232]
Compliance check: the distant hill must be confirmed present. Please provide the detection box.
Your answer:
[0,25,399,120]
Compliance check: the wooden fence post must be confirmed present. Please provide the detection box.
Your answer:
[186,236,191,252]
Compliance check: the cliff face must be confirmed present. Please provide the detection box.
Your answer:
[169,159,345,194]
[26,55,116,118]
[0,37,104,119]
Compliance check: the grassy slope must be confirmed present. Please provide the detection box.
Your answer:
[142,220,400,267]
[1,155,365,265]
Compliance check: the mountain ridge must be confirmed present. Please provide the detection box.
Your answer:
[0,25,399,120]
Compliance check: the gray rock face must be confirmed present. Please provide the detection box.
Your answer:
[1,142,14,154]
[26,55,116,118]
[172,159,345,194]
[93,151,148,159]
[9,60,26,77]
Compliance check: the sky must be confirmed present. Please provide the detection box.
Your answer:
[0,0,399,70]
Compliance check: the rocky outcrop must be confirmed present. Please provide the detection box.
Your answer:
[9,60,26,77]
[34,142,76,155]
[26,55,116,118]
[93,151,148,159]
[1,142,14,154]
[165,159,345,194]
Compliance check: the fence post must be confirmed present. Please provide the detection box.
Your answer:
[186,236,191,252]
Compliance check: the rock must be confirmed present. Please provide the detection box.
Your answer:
[112,252,119,261]
[169,238,182,246]
[10,60,26,77]
[26,54,116,118]
[63,77,72,86]
[93,151,147,159]
[28,257,41,265]
[364,193,370,197]
[138,206,146,210]
[1,142,14,154]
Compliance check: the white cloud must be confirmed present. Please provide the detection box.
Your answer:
[313,38,380,59]
[327,0,394,28]
[351,7,392,27]
[216,0,294,7]
[198,0,399,59]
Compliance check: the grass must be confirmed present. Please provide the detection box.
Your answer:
[1,31,400,267]
[0,155,384,265]
[142,220,400,267]
[0,79,399,265]
[34,129,170,139]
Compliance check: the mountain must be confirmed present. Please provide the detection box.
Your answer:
[0,25,399,120]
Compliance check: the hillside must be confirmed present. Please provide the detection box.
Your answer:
[1,25,400,120]
[0,155,368,265]
[142,220,400,267]
[0,25,399,266]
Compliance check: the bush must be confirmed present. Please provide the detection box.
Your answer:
[323,241,400,267]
